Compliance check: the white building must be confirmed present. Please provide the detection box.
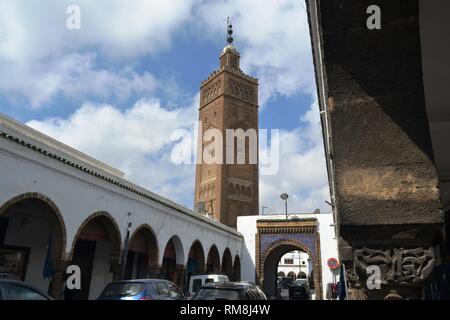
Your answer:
[277,251,310,279]
[0,114,243,299]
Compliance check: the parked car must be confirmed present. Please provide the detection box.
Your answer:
[188,274,229,296]
[0,279,53,300]
[288,279,310,300]
[97,279,184,300]
[191,282,267,300]
[282,277,294,289]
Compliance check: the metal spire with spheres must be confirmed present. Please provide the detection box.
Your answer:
[227,17,233,45]
[220,17,240,69]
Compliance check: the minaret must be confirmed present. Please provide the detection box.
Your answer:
[194,19,259,228]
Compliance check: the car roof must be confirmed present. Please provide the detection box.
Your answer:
[106,279,174,284]
[191,274,227,277]
[190,274,229,281]
[200,281,255,290]
[0,279,25,284]
[293,279,308,283]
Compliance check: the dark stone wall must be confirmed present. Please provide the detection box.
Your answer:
[313,0,446,298]
[318,0,443,236]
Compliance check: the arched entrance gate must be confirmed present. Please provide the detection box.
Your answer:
[255,218,323,299]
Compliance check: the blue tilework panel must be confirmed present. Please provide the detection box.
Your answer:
[260,233,317,258]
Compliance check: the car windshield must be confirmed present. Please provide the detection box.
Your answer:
[294,280,308,286]
[194,288,241,300]
[100,283,145,297]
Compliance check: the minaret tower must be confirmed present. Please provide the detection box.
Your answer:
[194,19,259,228]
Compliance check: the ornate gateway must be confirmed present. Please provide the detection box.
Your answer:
[255,218,323,299]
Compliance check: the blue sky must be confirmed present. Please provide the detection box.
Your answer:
[0,0,330,214]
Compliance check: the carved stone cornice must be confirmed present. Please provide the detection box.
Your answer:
[201,67,257,87]
[258,227,316,234]
[256,219,317,230]
[199,66,258,109]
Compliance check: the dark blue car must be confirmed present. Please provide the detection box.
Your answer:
[97,279,184,300]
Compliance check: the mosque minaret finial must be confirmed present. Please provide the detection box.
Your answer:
[227,17,233,45]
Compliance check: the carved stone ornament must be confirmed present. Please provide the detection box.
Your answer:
[354,247,435,285]
[345,265,361,288]
[228,79,255,103]
[203,79,221,104]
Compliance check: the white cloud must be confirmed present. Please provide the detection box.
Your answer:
[27,96,199,205]
[0,0,193,62]
[0,0,194,107]
[259,101,331,214]
[1,53,157,107]
[0,0,312,108]
[195,0,314,105]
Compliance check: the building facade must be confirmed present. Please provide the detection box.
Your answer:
[194,27,259,229]
[277,251,311,280]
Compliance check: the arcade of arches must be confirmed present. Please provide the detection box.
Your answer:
[0,193,242,299]
[278,269,309,281]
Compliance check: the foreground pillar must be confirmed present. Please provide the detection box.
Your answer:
[110,259,122,281]
[175,264,186,291]
[307,0,444,299]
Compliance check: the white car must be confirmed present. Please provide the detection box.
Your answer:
[188,274,229,296]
